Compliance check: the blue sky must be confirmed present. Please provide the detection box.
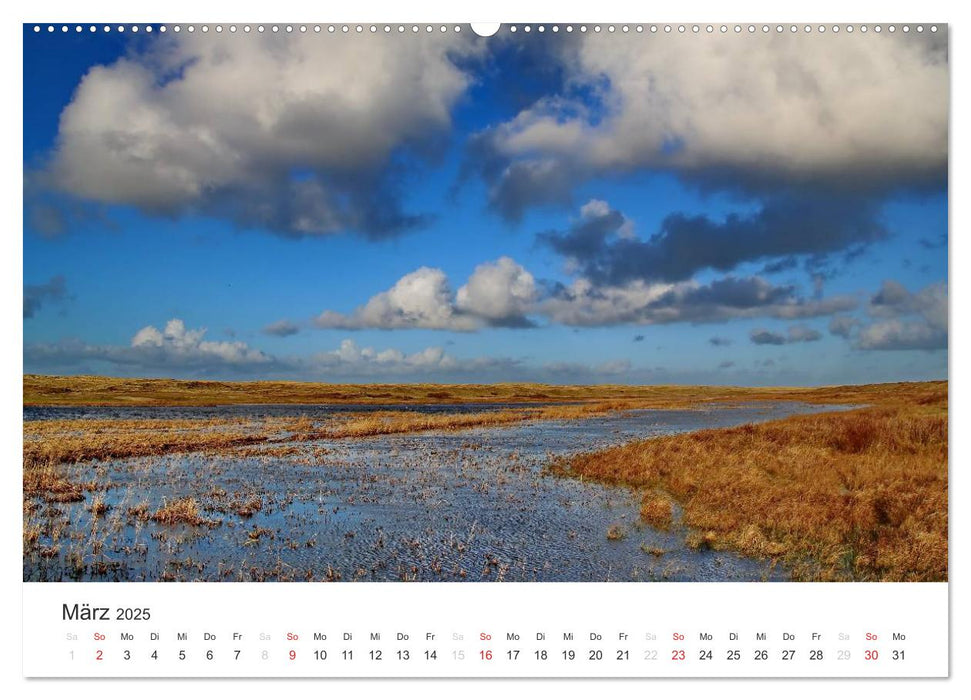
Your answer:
[23,25,948,385]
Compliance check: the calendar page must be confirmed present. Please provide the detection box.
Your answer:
[20,13,950,683]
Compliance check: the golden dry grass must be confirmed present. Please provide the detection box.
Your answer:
[549,385,947,581]
[317,409,529,438]
[23,417,268,470]
[639,492,675,530]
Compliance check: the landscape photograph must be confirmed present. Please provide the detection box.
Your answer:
[23,24,948,583]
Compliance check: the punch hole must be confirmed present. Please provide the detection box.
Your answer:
[472,22,502,37]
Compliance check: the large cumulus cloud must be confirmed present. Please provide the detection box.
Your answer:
[470,30,947,219]
[38,31,483,238]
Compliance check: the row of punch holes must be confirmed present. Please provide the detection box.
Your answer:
[32,24,940,35]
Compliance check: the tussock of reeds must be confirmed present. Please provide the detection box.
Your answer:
[549,397,947,582]
[150,497,206,527]
[606,524,627,541]
[235,496,263,518]
[23,462,89,502]
[88,496,109,516]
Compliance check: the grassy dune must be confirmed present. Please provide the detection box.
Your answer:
[23,373,934,407]
[548,382,947,581]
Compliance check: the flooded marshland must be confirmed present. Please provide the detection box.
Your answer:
[23,401,844,582]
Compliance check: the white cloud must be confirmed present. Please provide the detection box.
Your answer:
[315,267,478,331]
[262,319,301,337]
[313,339,461,374]
[856,319,947,351]
[128,319,272,364]
[43,32,481,236]
[579,199,611,220]
[486,32,946,192]
[455,257,537,326]
[857,281,947,350]
[316,258,537,331]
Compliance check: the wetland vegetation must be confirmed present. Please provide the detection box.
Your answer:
[23,376,947,583]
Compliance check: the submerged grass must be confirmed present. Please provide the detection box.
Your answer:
[548,386,947,581]
[23,402,635,471]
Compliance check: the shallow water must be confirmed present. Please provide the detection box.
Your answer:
[23,402,563,422]
[24,401,849,582]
